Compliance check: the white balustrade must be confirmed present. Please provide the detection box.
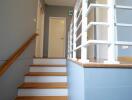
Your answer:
[67,0,132,64]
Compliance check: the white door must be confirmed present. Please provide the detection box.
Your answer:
[48,17,66,58]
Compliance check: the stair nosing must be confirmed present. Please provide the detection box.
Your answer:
[25,72,67,76]
[16,96,68,100]
[18,82,68,89]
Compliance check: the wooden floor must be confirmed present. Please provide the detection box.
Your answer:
[16,96,68,100]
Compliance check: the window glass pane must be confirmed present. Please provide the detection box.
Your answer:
[118,46,132,64]
[117,27,132,42]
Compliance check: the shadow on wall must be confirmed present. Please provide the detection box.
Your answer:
[0,0,38,99]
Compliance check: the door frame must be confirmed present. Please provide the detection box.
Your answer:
[35,0,45,58]
[48,17,66,58]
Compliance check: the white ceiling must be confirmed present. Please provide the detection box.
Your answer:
[45,0,76,7]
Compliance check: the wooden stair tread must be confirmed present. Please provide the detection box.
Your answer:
[16,96,68,100]
[19,82,68,89]
[30,64,66,67]
[25,72,67,76]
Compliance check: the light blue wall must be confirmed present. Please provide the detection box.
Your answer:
[67,60,85,100]
[67,60,132,100]
[85,68,132,100]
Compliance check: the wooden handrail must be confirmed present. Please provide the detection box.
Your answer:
[0,33,38,76]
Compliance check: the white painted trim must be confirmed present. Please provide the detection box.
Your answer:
[35,0,45,58]
[75,21,82,34]
[30,67,67,72]
[33,58,66,65]
[116,23,132,27]
[116,41,132,46]
[18,89,68,96]
[86,22,109,31]
[73,8,77,60]
[25,76,67,83]
[86,4,109,16]
[76,9,82,23]
[104,0,119,64]
[76,33,82,42]
[81,0,89,63]
[116,5,132,10]
[73,40,110,52]
[48,17,66,58]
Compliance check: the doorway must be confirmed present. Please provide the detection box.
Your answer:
[48,17,66,58]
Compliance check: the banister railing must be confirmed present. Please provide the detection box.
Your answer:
[0,33,38,76]
[68,0,132,64]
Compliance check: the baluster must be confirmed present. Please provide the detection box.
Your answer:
[80,0,89,63]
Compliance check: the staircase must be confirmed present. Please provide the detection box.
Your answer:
[16,58,68,100]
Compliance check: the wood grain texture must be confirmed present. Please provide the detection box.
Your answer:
[68,58,132,68]
[16,96,68,100]
[83,63,132,68]
[25,72,67,76]
[18,82,68,89]
[0,33,38,76]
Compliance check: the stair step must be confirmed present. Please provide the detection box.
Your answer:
[18,89,68,96]
[29,67,66,72]
[25,72,67,76]
[19,83,68,89]
[25,76,67,83]
[30,64,66,67]
[33,59,66,65]
[16,96,68,100]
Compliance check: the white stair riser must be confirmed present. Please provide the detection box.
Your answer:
[33,59,66,65]
[30,67,66,72]
[18,89,68,96]
[25,76,67,83]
